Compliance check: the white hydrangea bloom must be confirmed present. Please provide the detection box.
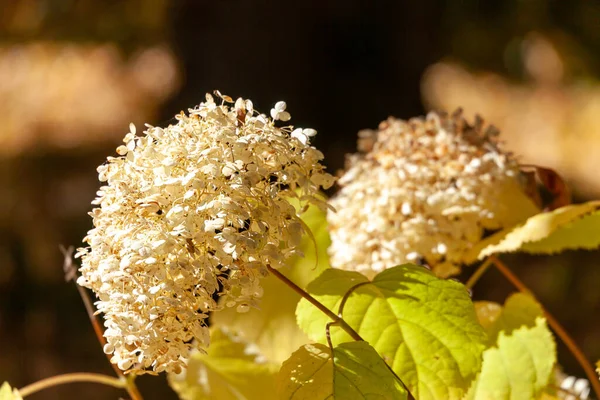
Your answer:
[328,109,539,278]
[77,93,334,374]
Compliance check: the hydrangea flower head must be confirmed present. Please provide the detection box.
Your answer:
[77,92,334,374]
[328,109,539,278]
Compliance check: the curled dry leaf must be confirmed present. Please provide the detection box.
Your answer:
[520,165,572,211]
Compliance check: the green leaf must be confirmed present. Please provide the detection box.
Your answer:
[0,383,22,400]
[297,264,487,400]
[277,342,408,399]
[168,328,279,400]
[475,293,544,346]
[478,201,600,259]
[472,301,503,332]
[466,318,556,400]
[211,201,331,364]
[295,268,369,345]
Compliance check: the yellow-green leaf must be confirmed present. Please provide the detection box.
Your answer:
[478,201,600,259]
[536,388,562,400]
[277,342,408,399]
[475,293,544,346]
[296,264,487,400]
[466,318,556,400]
[0,383,22,400]
[168,328,278,400]
[284,197,332,288]
[295,268,369,345]
[211,201,331,364]
[473,301,503,331]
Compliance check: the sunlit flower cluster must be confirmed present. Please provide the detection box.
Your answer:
[76,93,334,374]
[328,110,539,278]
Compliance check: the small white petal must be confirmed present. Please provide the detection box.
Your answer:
[183,189,196,200]
[303,128,317,137]
[274,101,286,112]
[117,358,133,370]
[149,285,162,294]
[401,202,412,215]
[291,129,308,145]
[278,111,291,121]
[236,303,250,313]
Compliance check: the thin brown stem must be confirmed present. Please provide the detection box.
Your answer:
[62,246,115,370]
[266,266,362,341]
[61,246,144,400]
[489,255,600,399]
[338,281,371,317]
[19,373,125,398]
[465,257,493,290]
[122,376,143,400]
[325,322,336,351]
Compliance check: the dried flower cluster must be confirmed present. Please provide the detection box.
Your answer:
[77,93,334,374]
[327,110,539,278]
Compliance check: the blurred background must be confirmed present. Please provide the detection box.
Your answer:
[1,0,599,398]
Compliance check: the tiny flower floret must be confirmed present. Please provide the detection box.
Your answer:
[77,92,333,374]
[270,101,291,121]
[328,109,539,278]
[291,128,317,145]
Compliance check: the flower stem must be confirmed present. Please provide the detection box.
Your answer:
[266,266,362,341]
[465,257,493,290]
[489,255,600,399]
[338,281,371,315]
[61,246,144,400]
[19,373,125,398]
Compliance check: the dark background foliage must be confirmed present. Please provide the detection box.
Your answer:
[1,1,599,398]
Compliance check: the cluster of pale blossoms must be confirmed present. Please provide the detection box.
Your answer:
[76,93,334,374]
[327,109,540,278]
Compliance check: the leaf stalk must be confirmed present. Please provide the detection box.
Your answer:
[465,257,493,290]
[61,246,144,400]
[266,266,362,341]
[19,373,125,398]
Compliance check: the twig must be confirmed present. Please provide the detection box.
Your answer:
[61,246,119,373]
[489,255,600,399]
[267,266,362,341]
[19,373,125,398]
[60,246,144,400]
[465,257,493,290]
